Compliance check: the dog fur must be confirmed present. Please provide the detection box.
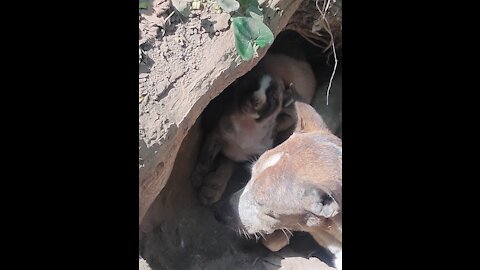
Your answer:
[214,101,342,269]
[192,53,316,205]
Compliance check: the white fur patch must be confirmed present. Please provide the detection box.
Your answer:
[254,75,272,104]
[258,75,272,95]
[333,251,342,269]
[329,246,342,270]
[257,152,284,174]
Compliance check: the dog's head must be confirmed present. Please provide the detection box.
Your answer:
[232,73,293,121]
[214,123,342,236]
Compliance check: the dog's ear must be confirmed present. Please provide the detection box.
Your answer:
[303,187,340,218]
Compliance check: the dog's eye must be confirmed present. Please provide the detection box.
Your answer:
[321,193,334,205]
[265,212,277,219]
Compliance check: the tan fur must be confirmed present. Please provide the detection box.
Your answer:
[257,53,316,104]
[216,102,342,269]
[193,53,317,205]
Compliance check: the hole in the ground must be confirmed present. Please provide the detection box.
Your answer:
[140,29,342,270]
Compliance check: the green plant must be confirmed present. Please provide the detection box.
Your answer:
[232,17,273,61]
[168,0,275,61]
[217,0,240,13]
[223,0,274,61]
[172,0,191,17]
[139,2,149,9]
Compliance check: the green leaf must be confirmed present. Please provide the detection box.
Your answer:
[238,0,257,8]
[172,0,191,17]
[239,0,262,17]
[217,0,240,13]
[139,2,148,9]
[233,26,254,60]
[232,17,274,61]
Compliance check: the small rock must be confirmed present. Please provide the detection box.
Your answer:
[212,13,231,32]
[139,73,149,79]
[200,13,211,20]
[157,82,169,93]
[171,69,185,81]
[191,1,202,10]
[177,36,186,47]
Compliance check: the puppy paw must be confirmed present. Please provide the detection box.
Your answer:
[198,183,224,205]
[198,157,234,205]
[241,93,266,118]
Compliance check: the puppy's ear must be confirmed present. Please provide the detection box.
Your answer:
[304,187,340,218]
[283,83,295,108]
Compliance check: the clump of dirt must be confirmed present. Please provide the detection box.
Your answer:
[139,0,229,125]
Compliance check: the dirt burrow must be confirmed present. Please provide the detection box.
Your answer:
[139,0,312,225]
[139,0,342,268]
[139,36,342,268]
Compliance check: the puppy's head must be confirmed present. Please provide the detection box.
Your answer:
[214,130,342,236]
[233,73,288,121]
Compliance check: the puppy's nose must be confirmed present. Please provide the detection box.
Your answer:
[250,97,261,109]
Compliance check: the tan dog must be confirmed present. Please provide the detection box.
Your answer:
[192,53,316,205]
[214,101,342,269]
